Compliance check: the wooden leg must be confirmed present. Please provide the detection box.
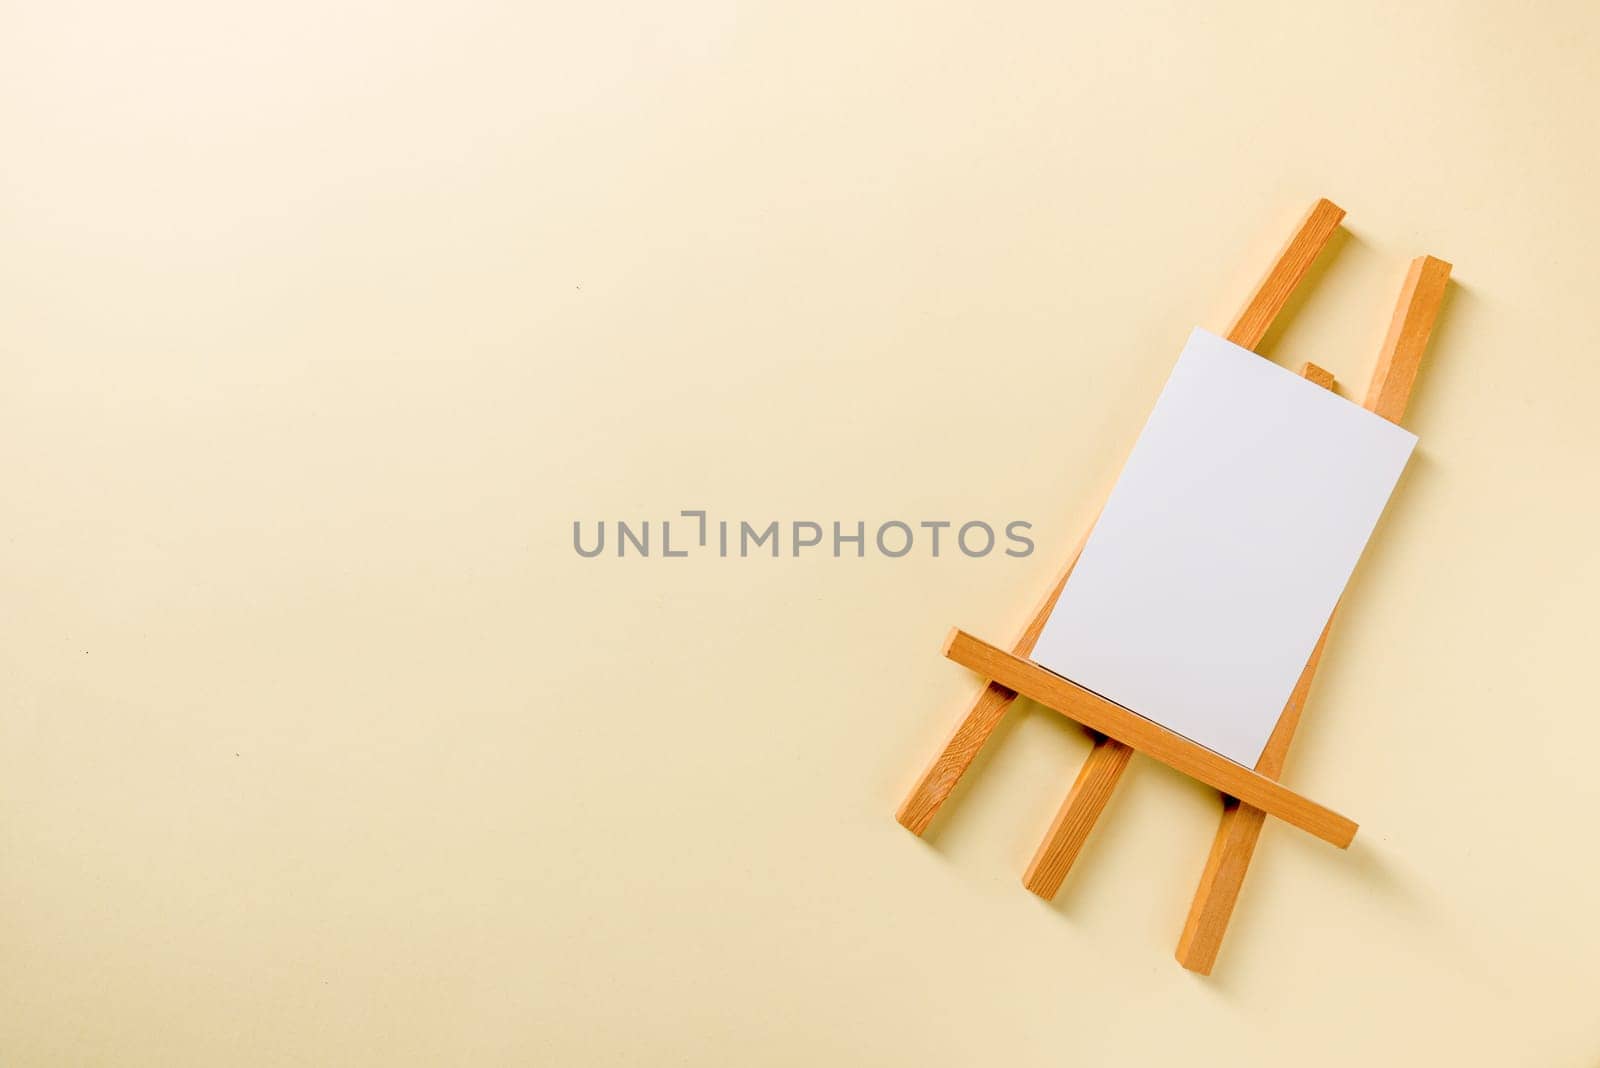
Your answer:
[895,681,1020,835]
[1173,629,1327,972]
[1174,801,1268,973]
[1174,255,1452,973]
[1023,737,1132,898]
[896,550,1081,837]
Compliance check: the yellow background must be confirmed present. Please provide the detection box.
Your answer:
[3,2,1597,1064]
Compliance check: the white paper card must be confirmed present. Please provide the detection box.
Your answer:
[1030,327,1417,768]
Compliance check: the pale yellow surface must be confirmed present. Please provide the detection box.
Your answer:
[2,2,1598,1065]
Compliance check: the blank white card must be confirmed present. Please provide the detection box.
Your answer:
[1031,328,1417,768]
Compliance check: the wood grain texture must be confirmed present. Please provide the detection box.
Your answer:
[1021,358,1342,899]
[895,199,1346,838]
[1173,628,1329,973]
[1175,255,1452,974]
[1226,199,1346,350]
[1022,734,1132,898]
[942,629,1358,848]
[1365,256,1452,423]
[1301,361,1336,391]
[894,545,1084,835]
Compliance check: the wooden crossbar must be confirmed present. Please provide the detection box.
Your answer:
[940,629,1358,848]
[894,198,1346,837]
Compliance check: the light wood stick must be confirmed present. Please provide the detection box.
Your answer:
[1227,199,1346,351]
[1024,359,1338,898]
[1300,361,1337,391]
[895,198,1346,837]
[1020,196,1348,894]
[894,543,1082,834]
[941,629,1358,848]
[1020,730,1132,897]
[1174,255,1452,974]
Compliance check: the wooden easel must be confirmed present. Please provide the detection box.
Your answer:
[896,198,1451,974]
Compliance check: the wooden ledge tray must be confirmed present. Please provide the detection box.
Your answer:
[941,628,1357,848]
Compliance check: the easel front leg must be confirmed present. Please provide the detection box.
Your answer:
[896,681,1023,834]
[1175,255,1451,973]
[1023,736,1132,897]
[1175,626,1328,972]
[896,554,1081,835]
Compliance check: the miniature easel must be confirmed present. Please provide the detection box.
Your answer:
[896,198,1451,974]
